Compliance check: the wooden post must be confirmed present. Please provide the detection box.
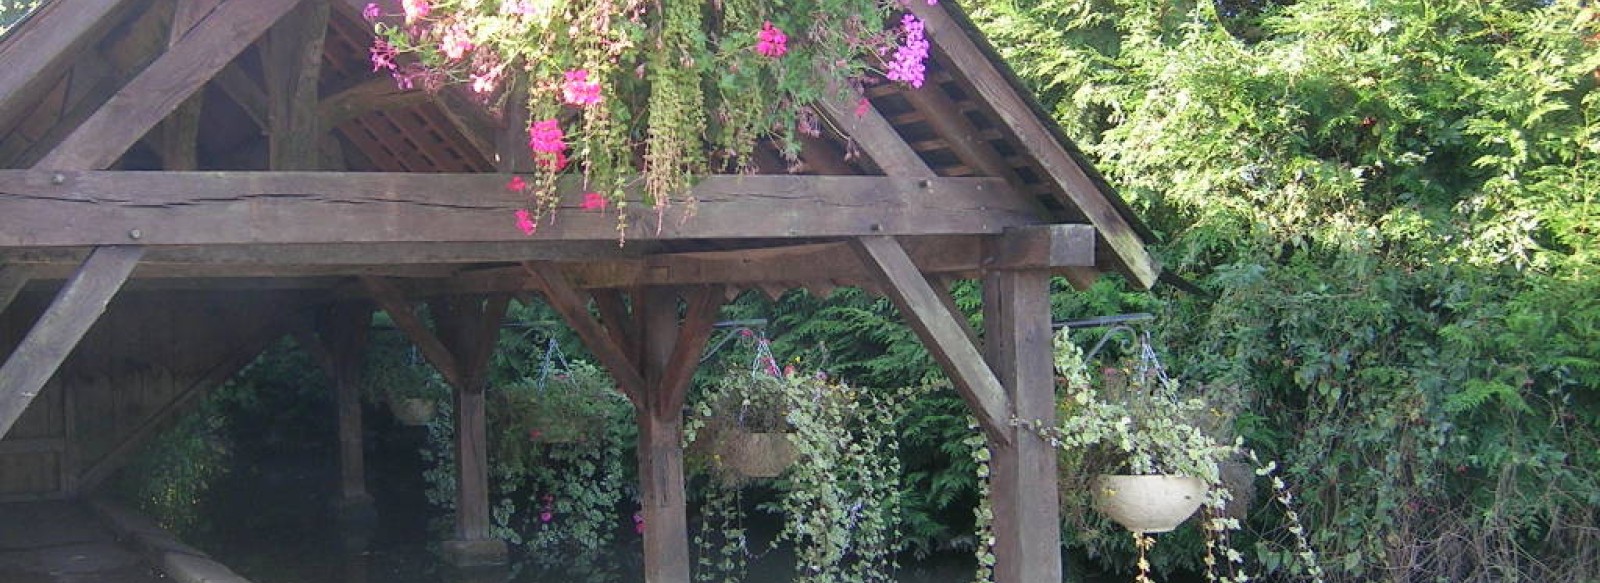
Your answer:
[265,0,330,172]
[635,287,701,583]
[0,264,30,318]
[982,250,1062,583]
[0,247,143,440]
[320,302,374,516]
[431,294,510,568]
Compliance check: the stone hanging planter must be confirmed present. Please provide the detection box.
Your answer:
[388,397,437,426]
[713,427,797,478]
[1092,474,1207,533]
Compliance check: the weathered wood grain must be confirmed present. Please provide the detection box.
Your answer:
[0,172,1030,246]
[35,0,303,170]
[907,2,1160,288]
[265,0,330,171]
[982,265,1062,583]
[851,236,1011,444]
[636,287,692,583]
[0,0,139,137]
[815,89,935,178]
[359,276,462,389]
[0,246,143,440]
[319,77,429,130]
[523,263,647,402]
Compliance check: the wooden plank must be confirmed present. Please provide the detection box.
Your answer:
[906,2,1161,288]
[0,437,66,455]
[265,0,330,171]
[35,0,304,170]
[982,265,1062,583]
[814,91,934,178]
[0,246,143,440]
[358,276,462,389]
[522,263,646,402]
[0,0,139,136]
[851,236,1011,443]
[0,172,1031,246]
[74,300,306,493]
[0,264,30,316]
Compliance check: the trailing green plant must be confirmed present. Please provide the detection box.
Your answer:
[362,329,451,404]
[0,0,38,34]
[367,0,934,238]
[971,0,1600,580]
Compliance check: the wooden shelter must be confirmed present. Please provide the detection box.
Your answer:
[0,0,1162,581]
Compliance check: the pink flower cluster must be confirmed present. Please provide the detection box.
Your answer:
[528,119,568,170]
[756,21,788,58]
[440,22,473,60]
[361,2,380,21]
[885,14,929,88]
[402,0,430,24]
[562,69,603,106]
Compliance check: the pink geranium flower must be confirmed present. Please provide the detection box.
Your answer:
[581,192,607,211]
[528,119,566,153]
[401,0,430,24]
[755,21,788,58]
[505,176,526,191]
[514,209,536,235]
[561,69,603,106]
[886,14,930,88]
[362,2,380,21]
[370,39,398,72]
[440,22,473,60]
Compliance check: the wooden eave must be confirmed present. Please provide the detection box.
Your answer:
[0,0,1159,292]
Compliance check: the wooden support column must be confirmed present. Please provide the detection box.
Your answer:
[360,277,509,566]
[982,252,1062,583]
[265,0,330,171]
[0,246,143,440]
[314,302,375,516]
[524,263,719,583]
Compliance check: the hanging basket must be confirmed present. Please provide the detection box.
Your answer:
[713,428,797,478]
[389,397,438,426]
[1092,474,1207,533]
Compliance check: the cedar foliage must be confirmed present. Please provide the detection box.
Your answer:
[969,0,1600,580]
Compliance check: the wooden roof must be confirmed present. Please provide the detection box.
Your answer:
[0,0,1161,294]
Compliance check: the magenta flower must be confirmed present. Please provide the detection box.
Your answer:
[855,98,871,118]
[369,39,397,72]
[632,512,645,534]
[514,209,536,236]
[581,192,607,211]
[528,119,566,154]
[755,21,788,58]
[401,0,429,24]
[361,2,380,21]
[561,69,603,106]
[505,176,526,191]
[440,22,473,60]
[886,14,930,88]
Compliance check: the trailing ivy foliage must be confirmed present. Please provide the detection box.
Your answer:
[972,0,1600,580]
[0,0,39,35]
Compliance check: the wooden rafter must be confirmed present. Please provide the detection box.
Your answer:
[522,262,647,402]
[0,264,30,316]
[655,285,723,417]
[0,0,139,137]
[35,0,304,170]
[851,236,1012,444]
[907,2,1160,288]
[153,0,225,172]
[319,77,430,130]
[0,172,1034,246]
[0,246,144,440]
[816,90,934,178]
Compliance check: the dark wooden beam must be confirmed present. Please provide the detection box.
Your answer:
[214,62,269,128]
[0,246,143,440]
[523,263,647,402]
[35,0,304,170]
[907,2,1161,288]
[635,286,692,583]
[982,253,1062,583]
[428,294,510,566]
[319,77,429,130]
[987,224,1097,270]
[0,172,1032,246]
[655,285,722,417]
[0,264,30,316]
[265,0,330,171]
[815,90,934,178]
[851,236,1011,444]
[0,0,139,137]
[154,0,225,172]
[319,301,374,508]
[358,276,462,389]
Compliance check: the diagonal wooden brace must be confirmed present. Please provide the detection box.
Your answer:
[0,246,144,440]
[852,235,1013,445]
[523,262,648,403]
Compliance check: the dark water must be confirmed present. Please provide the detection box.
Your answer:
[188,421,978,583]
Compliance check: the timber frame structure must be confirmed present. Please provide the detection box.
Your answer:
[0,0,1162,581]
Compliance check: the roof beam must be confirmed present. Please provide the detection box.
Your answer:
[907,2,1160,288]
[35,0,304,170]
[0,171,1035,246]
[0,0,139,137]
